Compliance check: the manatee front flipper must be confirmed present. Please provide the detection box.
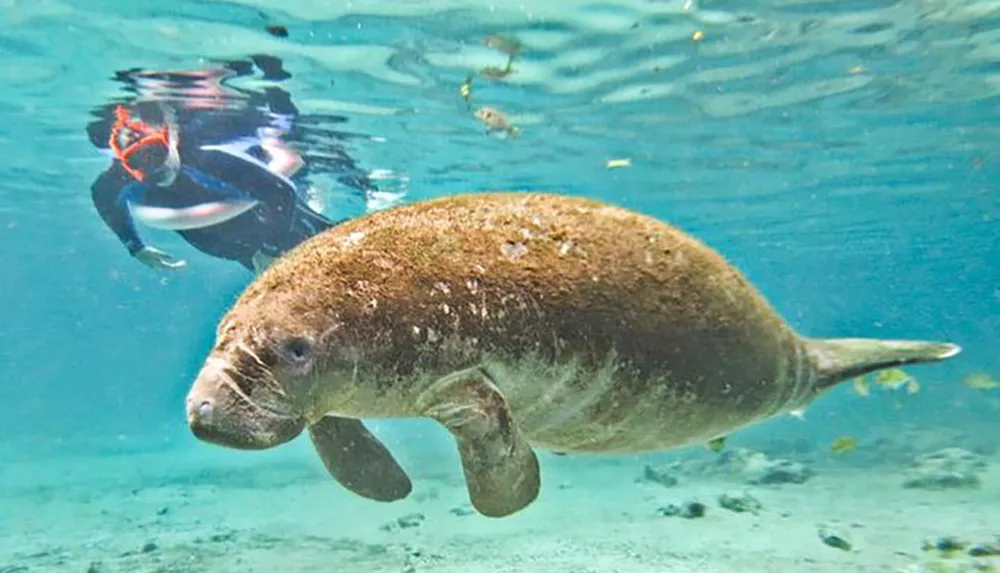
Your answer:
[416,369,540,518]
[308,416,413,502]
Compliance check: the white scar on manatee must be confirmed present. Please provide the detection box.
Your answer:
[233,342,292,399]
[202,356,258,406]
[203,354,290,418]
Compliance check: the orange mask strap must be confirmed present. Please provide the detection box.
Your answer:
[108,105,171,182]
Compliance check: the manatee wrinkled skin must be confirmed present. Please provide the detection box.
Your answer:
[184,192,961,518]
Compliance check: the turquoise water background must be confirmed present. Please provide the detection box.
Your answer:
[0,1,998,569]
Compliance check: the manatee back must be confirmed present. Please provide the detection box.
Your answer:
[243,192,800,399]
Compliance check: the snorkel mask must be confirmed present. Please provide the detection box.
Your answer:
[108,104,180,186]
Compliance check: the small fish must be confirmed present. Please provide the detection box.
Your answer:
[480,55,516,80]
[479,66,510,80]
[484,34,522,57]
[904,378,920,395]
[964,373,999,390]
[459,74,474,108]
[692,30,705,42]
[705,436,726,453]
[852,376,870,397]
[874,368,913,390]
[606,158,632,169]
[830,436,857,455]
[788,408,807,420]
[474,106,520,138]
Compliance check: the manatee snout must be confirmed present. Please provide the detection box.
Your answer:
[186,356,305,450]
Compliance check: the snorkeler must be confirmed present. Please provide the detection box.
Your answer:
[86,55,383,273]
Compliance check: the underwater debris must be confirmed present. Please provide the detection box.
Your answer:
[922,536,1000,559]
[606,158,632,169]
[667,447,759,477]
[902,448,988,490]
[693,30,705,42]
[640,463,680,487]
[818,525,853,551]
[380,513,425,532]
[917,537,1000,573]
[745,458,814,486]
[718,490,762,514]
[657,500,705,519]
[672,446,814,485]
[449,504,475,517]
[923,537,969,556]
[968,541,1000,557]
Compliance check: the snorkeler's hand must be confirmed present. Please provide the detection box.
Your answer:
[134,246,187,270]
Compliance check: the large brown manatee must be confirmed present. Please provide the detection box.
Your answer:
[184,192,961,518]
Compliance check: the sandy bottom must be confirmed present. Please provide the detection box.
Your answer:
[1,433,997,573]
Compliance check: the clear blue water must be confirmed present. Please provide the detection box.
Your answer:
[1,1,998,572]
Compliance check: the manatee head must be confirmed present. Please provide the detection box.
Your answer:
[185,297,329,450]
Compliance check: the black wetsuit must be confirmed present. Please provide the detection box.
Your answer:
[89,146,332,271]
[86,56,377,272]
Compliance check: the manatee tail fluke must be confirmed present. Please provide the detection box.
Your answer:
[806,337,962,391]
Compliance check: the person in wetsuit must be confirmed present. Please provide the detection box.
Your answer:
[86,55,381,273]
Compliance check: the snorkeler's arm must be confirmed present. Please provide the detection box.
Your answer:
[90,164,188,270]
[89,164,145,255]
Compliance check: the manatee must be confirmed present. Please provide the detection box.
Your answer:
[184,192,961,518]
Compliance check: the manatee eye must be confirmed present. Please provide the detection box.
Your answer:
[282,336,312,362]
[280,336,312,363]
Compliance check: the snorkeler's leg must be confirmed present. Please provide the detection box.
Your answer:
[257,86,302,178]
[262,86,297,115]
[250,55,292,82]
[336,172,383,210]
[297,202,335,235]
[263,201,334,256]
